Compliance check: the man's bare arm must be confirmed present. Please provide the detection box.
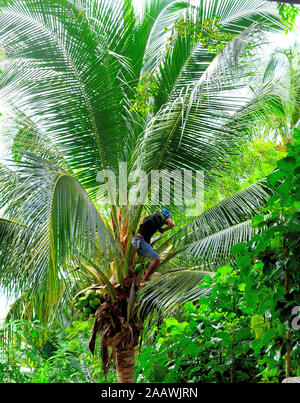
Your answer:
[160,218,175,233]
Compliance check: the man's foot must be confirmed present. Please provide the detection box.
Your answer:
[139,279,149,287]
[109,272,117,286]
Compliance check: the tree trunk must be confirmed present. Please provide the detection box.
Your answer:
[116,349,135,383]
[285,331,292,378]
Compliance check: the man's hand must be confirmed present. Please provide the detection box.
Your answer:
[165,217,175,229]
[160,218,175,233]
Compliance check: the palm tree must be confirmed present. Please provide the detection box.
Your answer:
[259,42,300,148]
[0,0,284,383]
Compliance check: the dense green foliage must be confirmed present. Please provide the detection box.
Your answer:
[0,318,116,383]
[277,2,299,33]
[167,15,234,55]
[136,267,258,383]
[0,0,299,384]
[0,133,299,383]
[130,72,159,117]
[136,131,300,383]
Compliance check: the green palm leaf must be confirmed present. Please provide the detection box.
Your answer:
[0,153,118,317]
[157,177,275,267]
[137,269,213,318]
[0,0,286,333]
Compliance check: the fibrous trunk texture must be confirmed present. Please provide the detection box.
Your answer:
[116,350,135,383]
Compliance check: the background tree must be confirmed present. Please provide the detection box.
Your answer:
[259,43,300,149]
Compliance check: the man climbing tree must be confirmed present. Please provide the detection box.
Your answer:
[131,209,175,286]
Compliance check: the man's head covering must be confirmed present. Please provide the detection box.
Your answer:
[161,208,171,218]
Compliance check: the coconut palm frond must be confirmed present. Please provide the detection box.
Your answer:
[156,177,274,267]
[175,177,272,241]
[137,269,213,319]
[0,0,134,188]
[135,35,282,184]
[183,219,254,267]
[142,0,281,82]
[0,153,118,308]
[4,277,82,327]
[141,0,189,75]
[0,0,287,353]
[1,106,71,170]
